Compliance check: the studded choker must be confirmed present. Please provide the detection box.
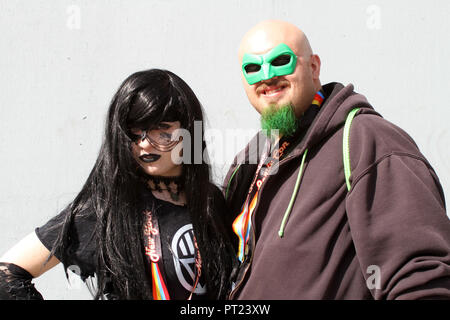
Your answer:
[147,175,184,201]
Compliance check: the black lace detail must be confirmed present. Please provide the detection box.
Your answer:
[0,262,43,300]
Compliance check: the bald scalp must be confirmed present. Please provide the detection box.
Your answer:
[238,20,322,118]
[238,20,313,63]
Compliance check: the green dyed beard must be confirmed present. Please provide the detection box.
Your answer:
[261,104,298,138]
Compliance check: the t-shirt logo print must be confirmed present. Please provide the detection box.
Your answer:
[171,224,206,294]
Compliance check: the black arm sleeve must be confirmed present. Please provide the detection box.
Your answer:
[0,262,44,300]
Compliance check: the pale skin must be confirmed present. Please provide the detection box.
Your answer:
[238,20,322,118]
[0,232,60,278]
[130,121,187,206]
[0,121,185,282]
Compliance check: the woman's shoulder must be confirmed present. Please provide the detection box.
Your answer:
[35,204,98,280]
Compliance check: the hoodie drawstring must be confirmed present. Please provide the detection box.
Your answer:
[278,148,308,238]
[277,107,361,237]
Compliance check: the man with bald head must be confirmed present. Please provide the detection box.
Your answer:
[223,20,450,299]
[238,20,320,121]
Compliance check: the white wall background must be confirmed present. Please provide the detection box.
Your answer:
[0,0,449,299]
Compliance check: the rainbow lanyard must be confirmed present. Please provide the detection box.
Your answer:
[143,210,201,300]
[232,91,325,262]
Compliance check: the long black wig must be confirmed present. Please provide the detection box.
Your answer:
[50,69,236,299]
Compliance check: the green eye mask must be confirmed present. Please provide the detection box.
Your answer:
[242,43,297,85]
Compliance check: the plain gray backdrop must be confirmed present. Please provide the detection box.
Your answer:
[1,0,449,299]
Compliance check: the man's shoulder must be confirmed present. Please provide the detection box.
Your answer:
[347,112,432,179]
[351,112,419,153]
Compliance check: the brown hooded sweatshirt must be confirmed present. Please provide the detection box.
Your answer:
[223,82,450,299]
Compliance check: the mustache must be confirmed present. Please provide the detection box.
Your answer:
[256,79,289,93]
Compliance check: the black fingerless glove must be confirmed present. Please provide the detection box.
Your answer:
[0,262,43,300]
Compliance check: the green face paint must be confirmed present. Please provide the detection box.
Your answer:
[242,43,297,85]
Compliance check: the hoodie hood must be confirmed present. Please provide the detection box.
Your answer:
[288,82,379,159]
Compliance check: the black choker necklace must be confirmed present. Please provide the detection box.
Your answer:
[147,175,184,201]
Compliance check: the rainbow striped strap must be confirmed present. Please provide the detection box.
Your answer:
[232,190,259,262]
[312,90,325,106]
[144,210,171,300]
[151,262,171,300]
[232,138,290,262]
[232,141,271,262]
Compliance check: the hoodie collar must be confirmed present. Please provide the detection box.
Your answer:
[286,82,378,159]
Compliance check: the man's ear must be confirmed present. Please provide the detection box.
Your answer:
[310,54,321,80]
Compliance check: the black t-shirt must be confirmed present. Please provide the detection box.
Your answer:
[152,198,207,298]
[35,191,207,300]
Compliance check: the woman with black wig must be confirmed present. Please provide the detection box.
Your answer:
[0,69,237,300]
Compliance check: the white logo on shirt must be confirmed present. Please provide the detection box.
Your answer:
[171,224,206,294]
